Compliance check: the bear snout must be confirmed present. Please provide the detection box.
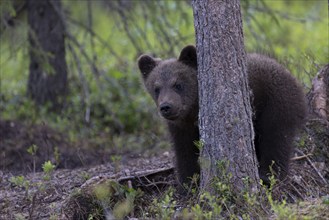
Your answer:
[160,103,173,115]
[159,103,178,120]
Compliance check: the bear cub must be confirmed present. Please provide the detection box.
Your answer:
[138,45,306,186]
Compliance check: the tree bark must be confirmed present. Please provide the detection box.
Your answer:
[307,64,329,121]
[193,0,259,192]
[27,0,67,110]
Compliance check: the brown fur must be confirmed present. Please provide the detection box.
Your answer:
[247,53,307,182]
[138,45,306,186]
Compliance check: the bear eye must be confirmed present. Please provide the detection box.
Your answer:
[174,83,183,92]
[154,87,160,97]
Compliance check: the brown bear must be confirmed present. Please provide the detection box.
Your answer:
[138,45,306,186]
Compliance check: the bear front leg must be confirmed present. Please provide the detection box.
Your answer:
[175,142,200,186]
[168,123,200,187]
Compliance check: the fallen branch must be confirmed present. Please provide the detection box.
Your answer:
[291,154,313,161]
[81,167,175,190]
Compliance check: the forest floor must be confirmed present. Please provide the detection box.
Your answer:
[0,119,328,219]
[0,119,174,219]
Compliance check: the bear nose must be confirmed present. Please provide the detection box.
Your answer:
[160,103,172,116]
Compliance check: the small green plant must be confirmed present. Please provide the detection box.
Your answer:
[87,213,97,220]
[93,180,143,219]
[9,175,31,198]
[112,190,137,219]
[110,155,122,173]
[193,139,204,151]
[54,146,61,166]
[192,191,223,219]
[9,175,29,189]
[27,144,38,155]
[151,188,176,220]
[179,160,263,219]
[80,171,91,181]
[27,144,38,173]
[42,160,56,181]
[262,174,296,220]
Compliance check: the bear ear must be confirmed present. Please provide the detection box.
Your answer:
[178,45,197,69]
[138,55,159,79]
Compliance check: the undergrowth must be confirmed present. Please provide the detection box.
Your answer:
[67,170,329,220]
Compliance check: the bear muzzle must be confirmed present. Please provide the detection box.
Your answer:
[159,103,179,120]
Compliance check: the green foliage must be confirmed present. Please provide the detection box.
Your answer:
[0,1,16,17]
[42,160,56,174]
[261,175,293,219]
[151,188,177,220]
[34,169,329,219]
[9,175,30,189]
[142,173,310,219]
[80,171,91,181]
[323,196,329,205]
[193,139,204,151]
[191,191,223,219]
[1,2,185,152]
[110,155,122,173]
[92,180,143,219]
[54,146,60,166]
[9,175,32,201]
[27,144,38,156]
[243,1,328,85]
[42,160,56,181]
[27,144,38,173]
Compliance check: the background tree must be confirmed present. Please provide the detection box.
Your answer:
[27,0,67,110]
[193,0,259,192]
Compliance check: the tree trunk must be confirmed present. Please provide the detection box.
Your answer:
[27,0,67,110]
[193,0,259,192]
[307,64,329,121]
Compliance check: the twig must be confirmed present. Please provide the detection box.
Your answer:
[66,33,101,79]
[120,2,153,51]
[116,5,143,53]
[251,5,315,23]
[28,192,37,220]
[288,181,304,200]
[305,155,328,185]
[66,17,120,60]
[291,154,313,161]
[295,149,328,185]
[137,175,162,194]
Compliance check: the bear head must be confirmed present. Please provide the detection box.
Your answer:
[138,45,199,123]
